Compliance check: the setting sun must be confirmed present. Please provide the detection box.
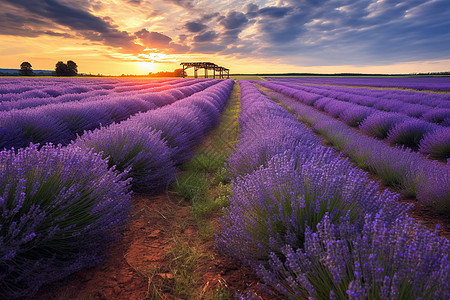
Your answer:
[136,60,155,73]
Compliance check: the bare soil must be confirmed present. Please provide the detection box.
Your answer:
[34,192,277,300]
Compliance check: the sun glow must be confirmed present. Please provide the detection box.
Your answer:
[136,60,156,73]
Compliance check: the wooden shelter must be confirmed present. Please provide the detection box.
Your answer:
[180,62,229,79]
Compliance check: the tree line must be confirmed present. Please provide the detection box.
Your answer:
[17,61,78,76]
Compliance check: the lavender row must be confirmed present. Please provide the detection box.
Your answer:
[0,79,234,298]
[271,81,450,121]
[216,80,450,299]
[0,77,119,95]
[269,86,450,213]
[275,81,450,108]
[257,81,449,159]
[264,76,450,92]
[72,79,234,193]
[0,78,206,111]
[0,80,219,150]
[257,80,450,125]
[0,77,177,96]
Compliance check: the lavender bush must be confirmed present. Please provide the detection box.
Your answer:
[129,109,202,165]
[218,152,407,266]
[120,79,234,165]
[0,110,72,149]
[323,100,353,118]
[387,120,441,150]
[419,127,450,160]
[0,144,132,299]
[227,81,320,177]
[359,112,409,139]
[258,213,450,299]
[338,105,375,127]
[73,124,176,194]
[313,97,333,110]
[422,108,450,125]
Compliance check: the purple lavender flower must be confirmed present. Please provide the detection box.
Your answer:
[387,119,441,150]
[72,123,176,194]
[422,108,450,125]
[359,112,409,139]
[419,128,450,160]
[339,105,376,127]
[314,97,333,110]
[0,143,132,299]
[0,110,72,149]
[0,78,221,149]
[257,213,450,299]
[217,81,411,289]
[262,76,450,92]
[323,101,353,118]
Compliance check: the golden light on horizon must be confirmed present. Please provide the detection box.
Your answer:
[136,60,156,73]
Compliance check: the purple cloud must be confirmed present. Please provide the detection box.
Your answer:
[135,29,172,48]
[193,31,218,42]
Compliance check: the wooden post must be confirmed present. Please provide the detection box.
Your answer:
[205,68,208,78]
[213,68,216,79]
[194,67,198,78]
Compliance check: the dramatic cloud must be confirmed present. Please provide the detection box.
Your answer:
[200,13,220,22]
[135,29,172,48]
[185,21,207,33]
[219,11,248,30]
[135,29,190,53]
[248,0,450,65]
[0,0,143,53]
[257,6,291,18]
[193,31,218,42]
[246,3,260,18]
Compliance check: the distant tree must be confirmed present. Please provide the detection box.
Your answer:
[174,68,186,77]
[55,61,68,76]
[55,60,78,76]
[19,61,34,76]
[67,60,78,76]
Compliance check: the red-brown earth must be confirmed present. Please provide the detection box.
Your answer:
[34,192,277,300]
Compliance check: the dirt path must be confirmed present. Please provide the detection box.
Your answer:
[34,82,278,300]
[35,192,274,299]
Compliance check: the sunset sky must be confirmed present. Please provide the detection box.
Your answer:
[1,0,449,75]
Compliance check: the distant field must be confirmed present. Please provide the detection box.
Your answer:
[264,76,450,91]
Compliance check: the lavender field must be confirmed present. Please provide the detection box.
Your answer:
[1,77,450,299]
[265,76,450,92]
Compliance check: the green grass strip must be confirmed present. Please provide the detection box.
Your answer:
[171,82,241,233]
